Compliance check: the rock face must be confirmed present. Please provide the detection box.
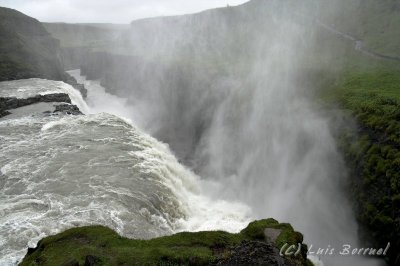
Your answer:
[212,240,288,266]
[331,70,400,266]
[53,103,83,115]
[0,7,87,97]
[0,7,66,81]
[64,72,88,98]
[20,219,312,266]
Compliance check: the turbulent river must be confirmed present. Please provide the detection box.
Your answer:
[0,76,250,265]
[0,69,385,266]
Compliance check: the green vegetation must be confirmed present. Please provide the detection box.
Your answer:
[20,219,310,266]
[323,66,400,264]
[311,0,400,58]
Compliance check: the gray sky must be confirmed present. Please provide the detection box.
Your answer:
[0,0,249,23]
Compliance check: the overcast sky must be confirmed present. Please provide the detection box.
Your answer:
[0,0,249,23]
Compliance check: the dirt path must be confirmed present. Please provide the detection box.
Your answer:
[316,18,400,62]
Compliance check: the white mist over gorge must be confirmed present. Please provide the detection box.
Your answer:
[1,0,399,266]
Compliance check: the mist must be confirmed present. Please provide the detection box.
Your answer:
[0,0,249,23]
[58,1,388,265]
[2,0,399,264]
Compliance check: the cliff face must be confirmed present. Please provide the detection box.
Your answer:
[43,23,127,70]
[0,7,68,81]
[308,0,400,58]
[326,70,400,266]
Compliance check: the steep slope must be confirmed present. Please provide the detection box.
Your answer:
[43,23,127,48]
[323,66,400,266]
[0,7,67,81]
[43,23,128,70]
[308,0,400,58]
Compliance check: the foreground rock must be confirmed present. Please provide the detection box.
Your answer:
[20,219,313,266]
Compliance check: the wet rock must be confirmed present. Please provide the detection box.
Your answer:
[53,103,82,115]
[0,93,72,118]
[264,228,282,243]
[0,7,67,82]
[64,72,87,98]
[26,247,36,256]
[61,258,79,266]
[72,83,87,98]
[0,110,11,117]
[188,256,202,266]
[84,255,100,266]
[212,240,291,266]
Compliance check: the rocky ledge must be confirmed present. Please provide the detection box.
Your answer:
[0,93,77,118]
[20,219,313,266]
[53,103,83,115]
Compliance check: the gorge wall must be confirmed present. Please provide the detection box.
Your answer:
[0,7,87,97]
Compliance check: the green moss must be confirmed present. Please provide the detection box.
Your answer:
[323,66,400,263]
[20,219,309,266]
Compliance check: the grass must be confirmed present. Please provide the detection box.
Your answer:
[322,65,400,264]
[20,219,309,266]
[314,0,400,58]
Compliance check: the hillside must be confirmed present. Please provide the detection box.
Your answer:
[0,7,67,81]
[311,0,400,58]
[44,0,400,59]
[43,23,128,70]
[43,23,126,48]
[321,65,400,265]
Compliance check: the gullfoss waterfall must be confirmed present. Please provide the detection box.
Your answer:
[0,78,250,265]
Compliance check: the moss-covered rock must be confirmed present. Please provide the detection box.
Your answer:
[20,219,311,266]
[324,68,400,265]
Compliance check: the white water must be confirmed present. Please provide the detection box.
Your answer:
[68,70,384,266]
[90,5,387,265]
[69,69,252,232]
[0,77,250,265]
[0,2,388,266]
[0,78,90,114]
[67,8,388,264]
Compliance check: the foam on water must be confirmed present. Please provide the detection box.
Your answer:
[0,78,90,114]
[0,78,250,265]
[69,69,252,231]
